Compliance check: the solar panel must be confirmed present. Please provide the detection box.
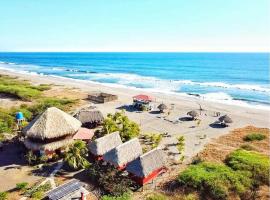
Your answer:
[47,179,82,200]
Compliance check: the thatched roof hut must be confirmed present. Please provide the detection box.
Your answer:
[24,107,82,140]
[74,108,104,128]
[187,110,199,119]
[103,138,142,168]
[88,132,122,156]
[126,148,166,185]
[219,115,233,124]
[23,107,82,152]
[157,103,167,112]
[24,137,74,151]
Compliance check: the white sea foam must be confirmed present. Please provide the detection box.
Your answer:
[67,72,270,93]
[0,63,269,110]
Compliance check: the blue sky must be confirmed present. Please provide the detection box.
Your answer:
[0,0,269,52]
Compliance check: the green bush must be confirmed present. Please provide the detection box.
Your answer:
[178,162,250,200]
[101,111,140,142]
[146,193,167,200]
[225,149,270,185]
[101,192,132,200]
[243,133,266,141]
[88,161,134,196]
[0,192,7,200]
[31,190,44,199]
[0,108,15,133]
[16,182,29,191]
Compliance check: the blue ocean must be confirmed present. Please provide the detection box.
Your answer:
[0,53,269,108]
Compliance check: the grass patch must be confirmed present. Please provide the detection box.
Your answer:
[178,162,250,200]
[0,192,8,200]
[101,192,132,200]
[16,182,28,191]
[0,108,15,133]
[225,149,270,185]
[0,75,51,101]
[243,133,266,141]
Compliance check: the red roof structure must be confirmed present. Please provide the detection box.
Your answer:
[133,94,154,102]
[73,128,94,140]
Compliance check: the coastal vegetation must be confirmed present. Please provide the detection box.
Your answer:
[0,75,76,136]
[243,133,266,141]
[100,111,140,142]
[88,160,135,196]
[64,140,90,170]
[178,148,270,200]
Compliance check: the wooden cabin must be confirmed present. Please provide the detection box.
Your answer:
[126,148,166,185]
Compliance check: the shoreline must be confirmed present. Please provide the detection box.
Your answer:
[0,64,269,111]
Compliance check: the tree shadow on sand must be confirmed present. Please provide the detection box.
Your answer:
[209,123,227,129]
[179,117,193,122]
[116,105,137,112]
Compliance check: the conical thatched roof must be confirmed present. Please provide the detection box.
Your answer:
[103,138,142,167]
[74,109,104,124]
[88,132,122,156]
[187,110,199,118]
[158,103,167,111]
[24,136,74,151]
[219,115,233,124]
[126,148,166,177]
[23,107,82,140]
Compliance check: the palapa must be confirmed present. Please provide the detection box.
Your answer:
[74,109,104,128]
[187,110,199,119]
[219,115,233,124]
[88,131,122,156]
[24,136,74,151]
[157,103,167,112]
[103,138,142,167]
[23,107,82,140]
[126,148,166,178]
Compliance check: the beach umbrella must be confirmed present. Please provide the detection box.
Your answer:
[157,103,167,112]
[218,115,233,124]
[187,110,199,119]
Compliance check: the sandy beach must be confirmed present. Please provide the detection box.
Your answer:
[0,68,269,163]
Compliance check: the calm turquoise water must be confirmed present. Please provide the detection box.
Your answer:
[0,53,269,107]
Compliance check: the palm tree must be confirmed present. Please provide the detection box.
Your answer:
[64,140,90,170]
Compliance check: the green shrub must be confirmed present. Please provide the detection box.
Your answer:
[178,162,250,200]
[0,192,7,200]
[243,133,266,141]
[16,182,29,191]
[31,190,44,199]
[0,108,15,133]
[225,149,270,185]
[101,192,132,200]
[101,111,140,142]
[88,161,134,196]
[146,193,167,200]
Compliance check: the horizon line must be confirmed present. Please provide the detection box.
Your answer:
[0,51,269,53]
